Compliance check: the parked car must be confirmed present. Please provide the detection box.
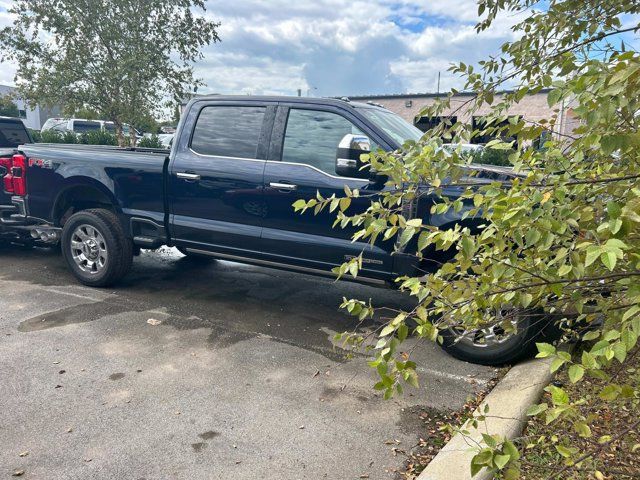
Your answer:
[157,133,174,148]
[1,96,553,365]
[42,118,141,139]
[41,118,102,134]
[100,121,142,140]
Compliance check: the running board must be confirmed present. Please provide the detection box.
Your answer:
[185,248,387,286]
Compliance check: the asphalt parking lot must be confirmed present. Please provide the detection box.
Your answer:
[0,243,497,480]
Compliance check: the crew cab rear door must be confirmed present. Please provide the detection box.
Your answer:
[168,100,276,253]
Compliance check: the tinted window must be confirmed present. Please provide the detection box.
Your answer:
[282,109,365,175]
[73,120,100,133]
[358,108,422,145]
[0,121,30,147]
[191,106,265,159]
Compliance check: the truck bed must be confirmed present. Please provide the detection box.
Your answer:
[19,143,169,230]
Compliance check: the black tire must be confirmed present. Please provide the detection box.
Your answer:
[61,208,133,287]
[439,310,561,366]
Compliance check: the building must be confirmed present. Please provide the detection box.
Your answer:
[0,85,62,130]
[349,89,579,143]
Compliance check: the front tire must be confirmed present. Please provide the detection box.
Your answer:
[61,209,133,287]
[439,309,559,366]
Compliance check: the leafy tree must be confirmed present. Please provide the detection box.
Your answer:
[296,0,640,477]
[0,0,219,146]
[0,95,19,117]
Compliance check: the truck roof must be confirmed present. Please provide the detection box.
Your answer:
[188,95,388,111]
[0,116,27,124]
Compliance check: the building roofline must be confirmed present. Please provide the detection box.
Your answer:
[347,88,551,101]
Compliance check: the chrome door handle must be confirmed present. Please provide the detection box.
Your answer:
[269,182,297,191]
[176,172,201,181]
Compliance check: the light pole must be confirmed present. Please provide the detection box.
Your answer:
[307,86,317,97]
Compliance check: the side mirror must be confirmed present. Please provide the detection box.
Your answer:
[335,134,371,178]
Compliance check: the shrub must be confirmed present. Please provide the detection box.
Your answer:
[470,148,513,167]
[138,134,165,149]
[78,130,117,145]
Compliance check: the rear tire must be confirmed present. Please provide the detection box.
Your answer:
[439,309,560,366]
[61,209,133,287]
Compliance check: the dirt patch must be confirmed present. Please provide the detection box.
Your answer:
[397,368,506,479]
[516,348,640,479]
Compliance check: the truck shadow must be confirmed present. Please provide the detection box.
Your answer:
[0,242,413,359]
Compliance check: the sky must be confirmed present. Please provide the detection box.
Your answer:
[0,1,636,99]
[0,0,529,98]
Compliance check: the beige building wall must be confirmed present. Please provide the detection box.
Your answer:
[350,90,578,139]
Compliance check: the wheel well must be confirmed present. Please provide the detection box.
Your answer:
[53,185,117,227]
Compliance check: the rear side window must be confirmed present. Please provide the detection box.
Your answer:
[191,106,265,159]
[0,121,30,147]
[73,120,101,133]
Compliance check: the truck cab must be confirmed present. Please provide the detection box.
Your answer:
[167,96,423,284]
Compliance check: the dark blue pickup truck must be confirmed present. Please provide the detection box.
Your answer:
[0,96,544,365]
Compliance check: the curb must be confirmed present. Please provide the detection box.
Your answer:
[418,356,554,480]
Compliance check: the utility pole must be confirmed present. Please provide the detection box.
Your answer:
[437,72,441,95]
[297,89,302,97]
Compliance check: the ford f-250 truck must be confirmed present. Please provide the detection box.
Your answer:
[0,96,552,365]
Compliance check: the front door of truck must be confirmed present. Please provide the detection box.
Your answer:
[261,104,393,280]
[168,101,275,254]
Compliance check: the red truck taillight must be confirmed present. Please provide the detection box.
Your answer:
[11,154,27,196]
[0,156,14,193]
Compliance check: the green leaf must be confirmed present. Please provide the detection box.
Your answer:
[574,422,592,438]
[599,384,621,401]
[526,403,548,416]
[536,343,556,358]
[568,364,584,383]
[548,385,569,405]
[584,246,601,267]
[494,454,511,470]
[380,324,396,337]
[339,197,351,212]
[600,251,617,271]
[557,264,572,277]
[623,305,640,322]
[550,357,565,373]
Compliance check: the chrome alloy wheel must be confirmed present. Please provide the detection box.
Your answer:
[70,224,108,274]
[448,309,520,348]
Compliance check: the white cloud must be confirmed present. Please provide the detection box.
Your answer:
[0,0,526,97]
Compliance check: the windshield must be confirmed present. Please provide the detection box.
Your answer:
[358,108,423,146]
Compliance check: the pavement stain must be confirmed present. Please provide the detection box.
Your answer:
[191,442,207,453]
[198,431,220,440]
[17,300,132,332]
[108,373,125,381]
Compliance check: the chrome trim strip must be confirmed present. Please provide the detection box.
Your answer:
[186,147,369,183]
[185,248,387,285]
